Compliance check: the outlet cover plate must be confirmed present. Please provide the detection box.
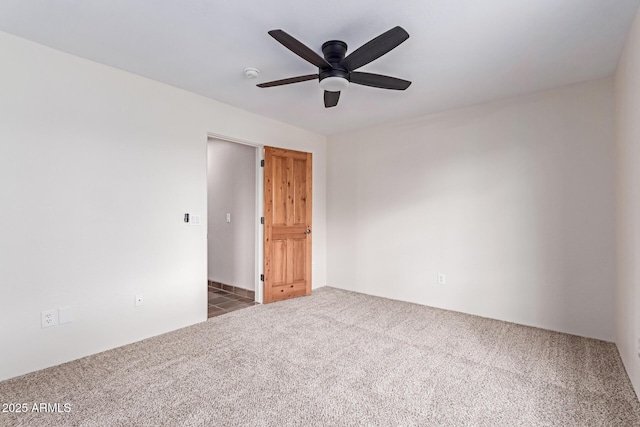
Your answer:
[41,310,57,328]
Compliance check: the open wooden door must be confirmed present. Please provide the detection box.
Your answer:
[263,146,312,303]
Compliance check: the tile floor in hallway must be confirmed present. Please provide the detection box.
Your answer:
[208,286,257,318]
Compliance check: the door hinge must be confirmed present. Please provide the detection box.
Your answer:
[260,217,264,224]
[260,159,264,167]
[260,274,264,282]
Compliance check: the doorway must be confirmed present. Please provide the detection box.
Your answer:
[206,137,261,318]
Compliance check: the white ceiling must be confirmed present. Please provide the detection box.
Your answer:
[1,0,638,135]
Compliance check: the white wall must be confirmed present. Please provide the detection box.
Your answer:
[328,78,616,341]
[207,139,256,291]
[0,31,327,381]
[614,7,640,396]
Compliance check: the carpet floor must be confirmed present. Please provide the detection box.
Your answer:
[1,287,639,426]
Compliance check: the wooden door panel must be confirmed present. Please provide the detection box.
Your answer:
[293,159,307,226]
[292,239,306,282]
[272,281,307,300]
[272,226,306,236]
[272,155,289,227]
[264,146,312,304]
[272,239,287,286]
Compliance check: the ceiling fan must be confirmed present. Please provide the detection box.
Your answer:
[257,26,411,108]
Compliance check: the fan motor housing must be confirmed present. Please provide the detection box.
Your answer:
[320,40,350,89]
[321,40,348,66]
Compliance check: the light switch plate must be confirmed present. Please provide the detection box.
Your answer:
[59,307,73,324]
[226,213,231,223]
[135,294,144,307]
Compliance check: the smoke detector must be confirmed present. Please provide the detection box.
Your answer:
[244,68,260,79]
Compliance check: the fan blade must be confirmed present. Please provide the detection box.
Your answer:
[257,74,318,88]
[268,30,331,69]
[350,72,411,90]
[341,26,409,71]
[324,91,340,108]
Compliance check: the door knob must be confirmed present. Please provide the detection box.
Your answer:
[306,229,311,234]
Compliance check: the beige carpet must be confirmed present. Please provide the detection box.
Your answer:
[1,287,639,426]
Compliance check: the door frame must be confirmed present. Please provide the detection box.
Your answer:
[207,132,264,304]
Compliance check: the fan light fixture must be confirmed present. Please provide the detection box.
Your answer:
[319,76,349,92]
[257,27,411,108]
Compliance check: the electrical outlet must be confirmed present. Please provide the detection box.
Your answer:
[135,294,144,307]
[41,310,57,328]
[191,215,201,226]
[438,273,446,285]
